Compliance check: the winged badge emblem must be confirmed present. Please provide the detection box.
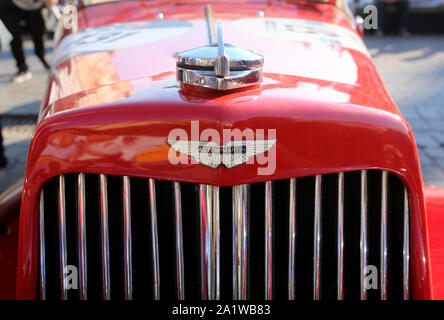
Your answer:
[167,139,277,169]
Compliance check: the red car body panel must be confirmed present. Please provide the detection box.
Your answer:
[8,0,437,299]
[425,186,444,300]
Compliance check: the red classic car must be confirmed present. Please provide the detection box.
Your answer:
[1,0,443,301]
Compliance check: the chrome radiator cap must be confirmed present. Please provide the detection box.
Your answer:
[175,24,264,91]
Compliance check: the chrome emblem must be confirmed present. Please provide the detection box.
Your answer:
[167,139,276,169]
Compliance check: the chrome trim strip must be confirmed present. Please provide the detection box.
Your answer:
[200,185,211,299]
[100,174,111,300]
[149,179,160,300]
[174,182,185,300]
[265,181,273,300]
[123,176,133,300]
[313,175,322,300]
[380,171,388,300]
[215,23,229,77]
[199,184,210,299]
[58,175,68,300]
[78,173,87,300]
[232,186,236,300]
[288,178,296,300]
[360,170,368,300]
[233,184,248,300]
[39,191,46,300]
[213,186,220,300]
[403,188,410,300]
[205,4,215,44]
[337,172,344,300]
[177,68,263,91]
[199,185,220,300]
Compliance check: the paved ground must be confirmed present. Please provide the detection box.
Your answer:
[0,36,444,193]
[0,39,52,116]
[0,38,52,193]
[366,36,444,188]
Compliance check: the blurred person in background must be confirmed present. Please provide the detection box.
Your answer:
[376,0,410,37]
[0,0,58,83]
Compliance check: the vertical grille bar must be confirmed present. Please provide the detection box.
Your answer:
[380,171,388,300]
[265,181,273,300]
[213,186,220,300]
[288,178,296,300]
[199,184,210,300]
[199,184,213,300]
[39,191,46,300]
[123,176,133,300]
[149,179,160,300]
[100,174,111,300]
[360,170,368,300]
[313,175,322,300]
[174,182,185,300]
[58,175,68,300]
[199,184,220,300]
[337,172,344,300]
[403,188,410,300]
[78,173,87,300]
[233,184,248,300]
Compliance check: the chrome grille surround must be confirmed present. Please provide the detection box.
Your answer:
[38,170,410,300]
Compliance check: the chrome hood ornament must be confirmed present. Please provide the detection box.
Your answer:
[175,23,264,90]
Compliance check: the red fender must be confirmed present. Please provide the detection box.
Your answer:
[425,185,444,299]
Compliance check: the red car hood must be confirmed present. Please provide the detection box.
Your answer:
[32,0,420,187]
[46,0,393,114]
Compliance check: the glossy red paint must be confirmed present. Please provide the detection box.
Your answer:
[425,186,444,299]
[15,1,433,299]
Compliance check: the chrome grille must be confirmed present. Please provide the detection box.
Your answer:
[38,170,410,300]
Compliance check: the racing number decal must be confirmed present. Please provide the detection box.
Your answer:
[233,18,369,56]
[53,20,192,66]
